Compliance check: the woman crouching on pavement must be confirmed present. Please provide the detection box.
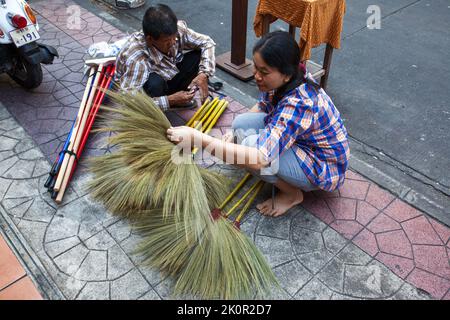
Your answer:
[167,31,350,217]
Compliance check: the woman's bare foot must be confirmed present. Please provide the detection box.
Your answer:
[256,188,304,217]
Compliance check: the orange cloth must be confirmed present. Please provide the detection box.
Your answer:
[254,0,346,61]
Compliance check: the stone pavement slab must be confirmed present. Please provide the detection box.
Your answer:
[0,235,26,290]
[0,233,43,300]
[0,0,447,300]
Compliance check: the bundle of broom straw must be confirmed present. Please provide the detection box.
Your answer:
[89,91,278,299]
[89,92,230,236]
[135,175,279,299]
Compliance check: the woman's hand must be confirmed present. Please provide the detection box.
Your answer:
[222,132,234,143]
[167,126,202,146]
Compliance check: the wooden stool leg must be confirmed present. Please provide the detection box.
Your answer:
[320,44,334,90]
[262,14,271,35]
[289,25,296,38]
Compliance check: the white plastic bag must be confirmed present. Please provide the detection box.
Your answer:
[87,37,129,59]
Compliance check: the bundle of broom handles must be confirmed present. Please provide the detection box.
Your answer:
[186,95,229,155]
[214,172,265,228]
[44,62,116,203]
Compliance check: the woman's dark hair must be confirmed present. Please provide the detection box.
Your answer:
[142,4,178,39]
[253,31,319,105]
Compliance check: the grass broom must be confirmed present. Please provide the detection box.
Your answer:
[174,180,278,299]
[88,92,229,237]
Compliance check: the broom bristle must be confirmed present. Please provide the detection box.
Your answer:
[88,91,227,235]
[174,216,279,300]
[133,209,207,277]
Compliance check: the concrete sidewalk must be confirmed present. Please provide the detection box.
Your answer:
[0,0,448,300]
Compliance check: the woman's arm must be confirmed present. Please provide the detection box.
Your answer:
[167,126,270,171]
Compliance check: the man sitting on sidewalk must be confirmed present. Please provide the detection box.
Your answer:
[115,4,216,110]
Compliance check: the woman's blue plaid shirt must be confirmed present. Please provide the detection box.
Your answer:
[256,78,350,191]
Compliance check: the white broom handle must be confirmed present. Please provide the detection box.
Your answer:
[53,66,96,192]
[56,64,105,203]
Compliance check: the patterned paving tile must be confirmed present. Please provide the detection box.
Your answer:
[402,216,443,245]
[384,199,422,223]
[367,213,402,234]
[366,183,395,210]
[376,230,413,259]
[406,268,450,299]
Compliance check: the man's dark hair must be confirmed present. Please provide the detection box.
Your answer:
[142,4,178,39]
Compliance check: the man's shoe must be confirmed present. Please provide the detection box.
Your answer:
[169,99,197,111]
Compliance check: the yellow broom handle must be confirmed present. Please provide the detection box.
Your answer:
[186,97,213,127]
[190,102,213,129]
[194,97,219,128]
[191,100,228,155]
[201,100,225,131]
[235,181,264,223]
[203,101,228,134]
[194,98,220,131]
[198,99,223,133]
[194,105,213,131]
[219,173,252,210]
[225,180,262,218]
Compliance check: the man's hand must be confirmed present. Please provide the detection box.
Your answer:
[168,91,195,107]
[188,73,209,103]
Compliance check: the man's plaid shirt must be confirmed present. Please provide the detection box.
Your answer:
[115,21,216,111]
[256,76,350,192]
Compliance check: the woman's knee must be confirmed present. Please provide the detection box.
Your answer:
[232,113,266,143]
[232,112,266,131]
[241,134,259,147]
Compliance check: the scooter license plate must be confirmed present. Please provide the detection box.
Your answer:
[9,25,40,48]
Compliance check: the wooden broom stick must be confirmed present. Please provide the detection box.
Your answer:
[67,65,115,183]
[192,100,228,155]
[55,64,106,203]
[218,173,252,210]
[186,97,213,127]
[234,180,264,228]
[224,180,263,218]
[193,98,221,131]
[203,100,228,134]
[53,66,96,192]
[189,98,215,129]
[196,99,223,132]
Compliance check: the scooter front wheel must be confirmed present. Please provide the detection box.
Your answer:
[7,57,43,89]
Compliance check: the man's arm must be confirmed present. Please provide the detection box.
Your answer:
[178,21,216,78]
[117,60,171,111]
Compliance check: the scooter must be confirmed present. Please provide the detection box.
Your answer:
[0,0,58,89]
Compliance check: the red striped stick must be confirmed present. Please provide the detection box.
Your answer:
[55,64,106,203]
[67,64,116,182]
[53,66,97,192]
